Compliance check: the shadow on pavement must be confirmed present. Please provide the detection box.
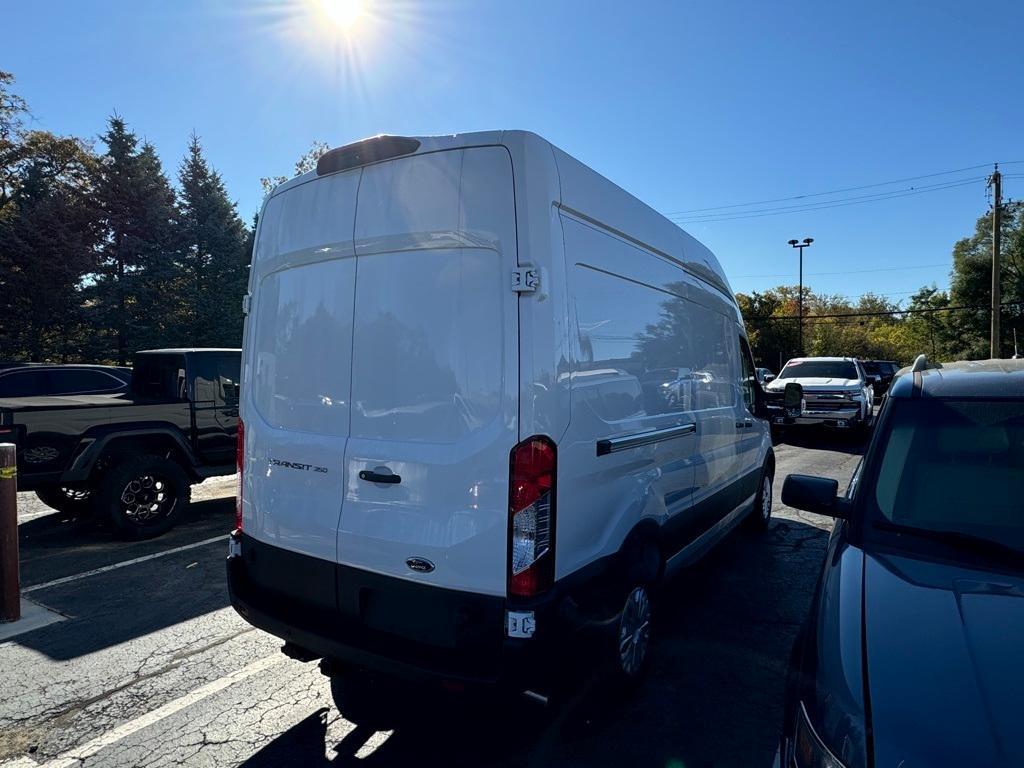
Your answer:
[9,497,234,661]
[241,518,830,768]
[773,425,869,455]
[18,496,234,587]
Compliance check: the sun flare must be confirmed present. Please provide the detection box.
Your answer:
[315,0,364,32]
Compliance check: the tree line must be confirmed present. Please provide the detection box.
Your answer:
[0,71,251,364]
[739,201,1024,369]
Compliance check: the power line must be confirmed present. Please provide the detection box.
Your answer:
[671,178,985,223]
[664,160,1024,216]
[733,263,948,279]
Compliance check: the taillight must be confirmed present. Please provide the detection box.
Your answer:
[508,436,556,598]
[234,419,244,531]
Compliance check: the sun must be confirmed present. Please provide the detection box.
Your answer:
[315,0,364,32]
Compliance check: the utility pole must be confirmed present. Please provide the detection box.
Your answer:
[989,164,1002,359]
[788,238,814,355]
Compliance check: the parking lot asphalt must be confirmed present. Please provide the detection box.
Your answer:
[1,431,865,768]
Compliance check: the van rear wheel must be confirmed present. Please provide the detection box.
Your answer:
[610,583,653,686]
[745,468,773,532]
[329,671,411,728]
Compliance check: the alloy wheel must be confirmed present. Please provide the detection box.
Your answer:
[120,474,175,525]
[618,586,652,677]
[761,475,773,521]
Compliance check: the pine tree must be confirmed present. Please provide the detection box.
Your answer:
[176,133,249,346]
[90,116,178,363]
[0,137,99,360]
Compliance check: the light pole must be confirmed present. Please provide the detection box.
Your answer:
[788,238,814,355]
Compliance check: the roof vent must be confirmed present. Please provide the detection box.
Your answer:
[316,135,421,176]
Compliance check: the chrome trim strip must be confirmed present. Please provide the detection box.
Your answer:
[596,423,696,456]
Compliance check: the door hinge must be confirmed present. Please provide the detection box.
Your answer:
[241,294,251,315]
[512,266,540,293]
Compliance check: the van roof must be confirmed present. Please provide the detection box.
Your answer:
[270,131,735,302]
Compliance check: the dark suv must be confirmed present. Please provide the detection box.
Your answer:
[860,359,899,402]
[777,356,1024,768]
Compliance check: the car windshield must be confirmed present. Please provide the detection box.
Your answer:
[777,360,857,380]
[871,399,1024,554]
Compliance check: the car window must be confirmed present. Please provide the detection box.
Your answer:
[873,399,1024,546]
[50,369,124,394]
[777,360,857,380]
[0,370,51,398]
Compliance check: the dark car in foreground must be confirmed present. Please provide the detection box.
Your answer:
[778,356,1024,768]
[0,363,131,398]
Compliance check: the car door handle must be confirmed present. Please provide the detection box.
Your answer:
[736,419,754,429]
[358,469,401,484]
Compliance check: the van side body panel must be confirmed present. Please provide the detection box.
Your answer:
[498,131,572,443]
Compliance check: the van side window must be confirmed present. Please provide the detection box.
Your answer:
[572,263,735,420]
[738,336,757,413]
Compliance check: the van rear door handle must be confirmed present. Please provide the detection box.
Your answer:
[358,469,401,484]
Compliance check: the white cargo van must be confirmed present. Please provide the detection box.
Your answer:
[228,131,786,701]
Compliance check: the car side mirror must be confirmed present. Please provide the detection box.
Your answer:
[764,374,775,383]
[783,382,803,417]
[868,375,880,384]
[782,474,848,519]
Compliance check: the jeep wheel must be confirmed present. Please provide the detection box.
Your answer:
[35,484,95,517]
[98,454,191,539]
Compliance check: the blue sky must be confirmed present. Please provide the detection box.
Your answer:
[6,0,1023,301]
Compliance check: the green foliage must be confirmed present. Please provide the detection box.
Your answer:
[259,139,329,196]
[175,133,250,347]
[88,117,180,363]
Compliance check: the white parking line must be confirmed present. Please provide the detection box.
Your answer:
[22,535,226,594]
[8,654,285,768]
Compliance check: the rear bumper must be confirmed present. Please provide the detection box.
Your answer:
[227,532,576,689]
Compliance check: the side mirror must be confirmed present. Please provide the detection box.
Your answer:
[764,373,775,383]
[868,375,880,384]
[783,382,803,417]
[782,474,848,518]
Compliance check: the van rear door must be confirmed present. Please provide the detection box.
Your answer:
[338,147,519,597]
[243,170,360,579]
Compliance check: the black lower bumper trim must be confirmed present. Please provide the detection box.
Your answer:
[227,533,565,687]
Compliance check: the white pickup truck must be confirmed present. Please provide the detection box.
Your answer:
[765,356,874,434]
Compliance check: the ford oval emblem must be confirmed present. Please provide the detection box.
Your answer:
[406,557,435,573]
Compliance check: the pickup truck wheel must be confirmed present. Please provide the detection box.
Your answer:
[35,484,94,517]
[99,455,191,539]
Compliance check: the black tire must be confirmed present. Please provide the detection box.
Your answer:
[745,465,773,531]
[607,566,656,688]
[329,671,411,729]
[97,454,191,539]
[35,484,95,517]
